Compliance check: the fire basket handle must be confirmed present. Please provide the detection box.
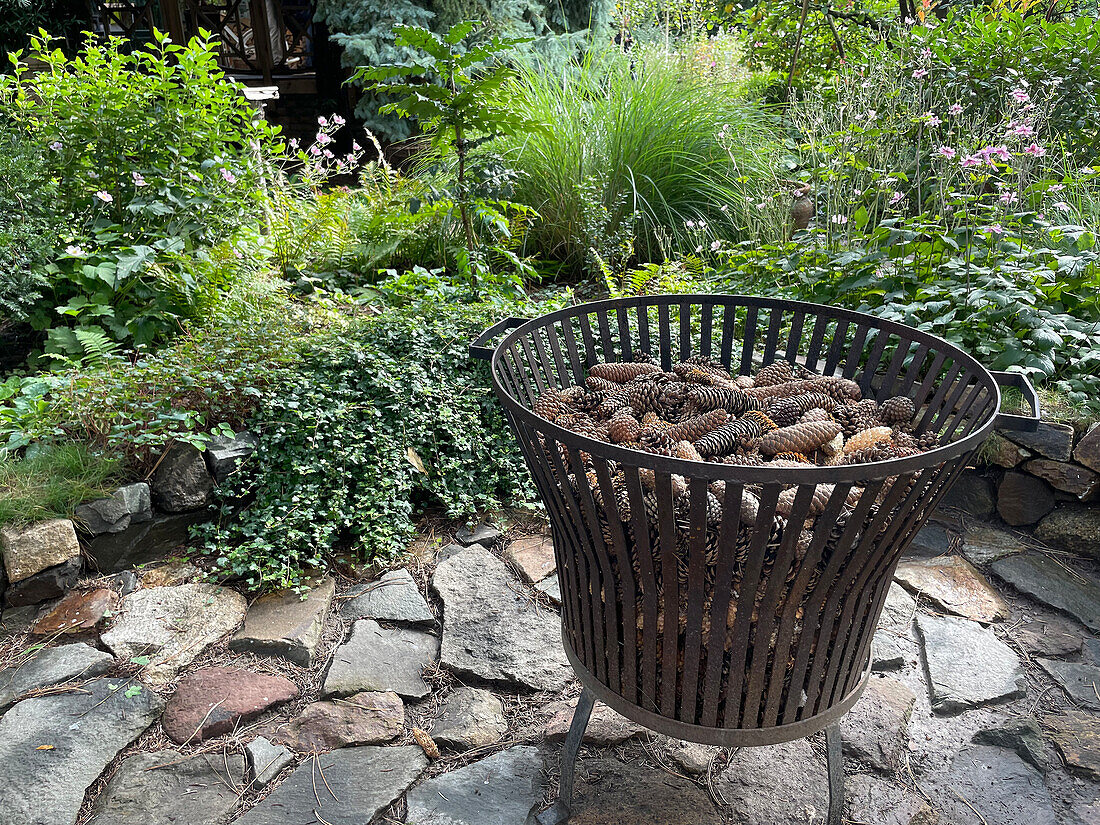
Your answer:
[469,316,529,362]
[991,370,1041,432]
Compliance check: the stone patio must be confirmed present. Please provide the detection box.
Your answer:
[0,500,1097,825]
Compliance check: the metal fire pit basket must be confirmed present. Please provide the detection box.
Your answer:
[470,295,1037,825]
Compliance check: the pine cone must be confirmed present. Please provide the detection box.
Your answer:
[589,361,660,383]
[799,407,832,423]
[585,375,620,393]
[673,440,704,462]
[694,415,769,457]
[633,351,659,365]
[742,410,779,433]
[771,451,813,463]
[597,390,630,419]
[841,442,895,464]
[843,426,894,455]
[880,396,915,426]
[666,409,729,442]
[608,412,641,444]
[766,392,837,427]
[626,378,661,415]
[533,387,563,421]
[833,400,880,437]
[757,421,842,456]
[754,360,809,387]
[809,376,862,402]
[917,430,940,451]
[686,385,761,416]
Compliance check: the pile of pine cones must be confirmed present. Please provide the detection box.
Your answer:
[532,354,942,725]
[535,353,937,468]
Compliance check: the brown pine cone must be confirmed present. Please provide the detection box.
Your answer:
[666,409,729,442]
[585,375,620,393]
[843,426,894,455]
[608,412,641,444]
[757,420,843,456]
[589,361,660,383]
[533,387,563,421]
[753,360,809,387]
[742,410,779,433]
[771,451,813,463]
[626,378,661,415]
[880,396,916,426]
[799,407,832,423]
[808,376,862,402]
[917,430,940,451]
[597,390,630,418]
[841,442,895,464]
[766,392,837,427]
[694,415,769,457]
[721,450,765,466]
[833,399,880,437]
[673,440,704,462]
[633,351,659,365]
[686,385,762,416]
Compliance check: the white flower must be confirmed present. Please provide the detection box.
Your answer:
[65,245,85,256]
[830,214,849,225]
[95,190,113,203]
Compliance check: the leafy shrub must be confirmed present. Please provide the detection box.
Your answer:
[0,442,119,528]
[491,49,781,275]
[0,276,310,467]
[200,298,542,590]
[0,124,54,329]
[1,30,283,360]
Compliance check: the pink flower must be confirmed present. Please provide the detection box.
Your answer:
[49,141,62,151]
[309,144,322,156]
[316,132,333,145]
[131,171,147,187]
[187,170,202,181]
[1023,143,1046,157]
[288,138,300,150]
[220,168,237,184]
[936,146,957,159]
[989,223,1004,234]
[1009,122,1035,137]
[332,115,346,126]
[710,240,721,251]
[999,191,1018,205]
[912,68,928,79]
[889,191,904,205]
[1049,183,1065,192]
[1012,88,1030,103]
[95,190,113,203]
[65,245,84,256]
[925,113,942,127]
[830,214,849,225]
[317,115,329,127]
[1053,201,1072,211]
[948,104,964,116]
[322,149,334,159]
[961,154,983,168]
[352,141,362,152]
[921,47,932,60]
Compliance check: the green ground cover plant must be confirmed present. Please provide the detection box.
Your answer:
[0,443,118,527]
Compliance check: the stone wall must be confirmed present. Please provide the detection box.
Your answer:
[976,421,1100,561]
[0,432,257,608]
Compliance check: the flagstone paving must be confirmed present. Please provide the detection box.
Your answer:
[0,516,1096,825]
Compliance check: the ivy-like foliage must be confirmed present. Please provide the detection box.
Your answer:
[199,299,538,590]
[315,0,613,140]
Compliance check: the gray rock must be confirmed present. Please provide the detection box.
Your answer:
[871,631,907,672]
[997,471,1055,526]
[431,686,508,750]
[151,443,213,513]
[0,604,39,636]
[973,718,1049,772]
[570,756,722,824]
[203,431,259,484]
[655,738,721,775]
[938,473,996,519]
[0,642,114,710]
[991,553,1100,632]
[234,745,426,825]
[879,583,917,632]
[1014,617,1082,658]
[962,523,1026,565]
[1046,709,1100,779]
[406,746,544,825]
[1034,505,1100,561]
[4,558,82,606]
[915,614,1025,714]
[930,745,1056,825]
[339,568,433,625]
[0,678,164,825]
[455,523,502,546]
[845,774,934,825]
[839,677,915,772]
[535,573,562,605]
[1023,459,1099,500]
[432,544,573,692]
[101,583,247,684]
[229,577,335,667]
[0,519,81,583]
[244,737,293,789]
[262,690,404,753]
[86,511,207,574]
[1074,423,1100,472]
[904,522,953,558]
[1003,421,1075,461]
[322,618,438,699]
[717,738,828,825]
[545,700,646,745]
[894,556,1010,623]
[436,542,469,563]
[86,750,244,825]
[73,484,152,537]
[1036,659,1100,710]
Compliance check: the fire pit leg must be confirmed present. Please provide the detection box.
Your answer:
[825,723,844,825]
[530,688,596,825]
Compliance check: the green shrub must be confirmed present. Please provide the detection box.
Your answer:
[0,276,311,467]
[0,442,119,528]
[491,49,781,275]
[1,30,283,360]
[0,124,54,329]
[199,298,542,590]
